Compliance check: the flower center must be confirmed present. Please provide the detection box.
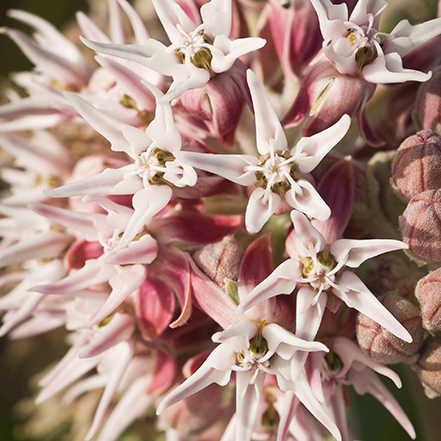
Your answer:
[175,27,214,72]
[254,151,303,197]
[346,25,383,72]
[301,250,337,292]
[236,323,272,371]
[134,147,175,185]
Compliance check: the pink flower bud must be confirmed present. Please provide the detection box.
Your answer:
[400,189,441,263]
[356,293,424,364]
[416,336,441,398]
[177,60,250,147]
[415,65,441,132]
[192,236,243,289]
[415,267,441,334]
[392,130,441,200]
[282,59,381,145]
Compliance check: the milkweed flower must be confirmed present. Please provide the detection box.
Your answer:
[175,70,351,233]
[310,0,441,83]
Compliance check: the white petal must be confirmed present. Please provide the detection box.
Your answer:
[330,238,408,268]
[235,259,300,316]
[290,211,326,257]
[247,69,287,155]
[156,343,234,415]
[245,188,281,233]
[200,0,231,37]
[174,151,258,186]
[112,186,172,252]
[335,271,412,343]
[293,114,351,173]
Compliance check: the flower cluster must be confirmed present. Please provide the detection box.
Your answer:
[1,0,441,440]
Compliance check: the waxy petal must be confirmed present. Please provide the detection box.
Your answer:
[0,231,72,268]
[105,234,158,265]
[174,151,258,186]
[289,211,326,258]
[293,114,351,173]
[247,69,287,155]
[235,259,301,316]
[80,264,146,328]
[112,186,173,252]
[287,180,331,222]
[335,271,412,343]
[349,368,415,439]
[245,188,281,234]
[156,343,235,415]
[330,238,408,268]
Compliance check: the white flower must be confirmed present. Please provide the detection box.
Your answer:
[236,211,412,343]
[175,70,351,233]
[156,319,329,441]
[311,0,441,83]
[79,0,265,102]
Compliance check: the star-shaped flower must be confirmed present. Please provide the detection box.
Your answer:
[311,0,441,83]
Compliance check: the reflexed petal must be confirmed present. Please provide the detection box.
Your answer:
[235,259,301,316]
[245,188,281,234]
[156,343,234,415]
[247,69,287,155]
[335,271,412,342]
[85,342,134,440]
[330,238,408,268]
[349,368,416,439]
[0,231,72,268]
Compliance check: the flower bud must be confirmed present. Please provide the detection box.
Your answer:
[415,267,441,334]
[416,336,441,398]
[192,236,243,290]
[177,60,250,147]
[415,65,441,132]
[356,293,424,364]
[392,130,441,200]
[400,189,441,263]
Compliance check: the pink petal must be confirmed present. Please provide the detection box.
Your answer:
[105,234,158,265]
[134,271,175,341]
[0,231,72,268]
[289,211,326,257]
[80,264,147,328]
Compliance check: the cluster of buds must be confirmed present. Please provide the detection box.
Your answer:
[2,0,441,440]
